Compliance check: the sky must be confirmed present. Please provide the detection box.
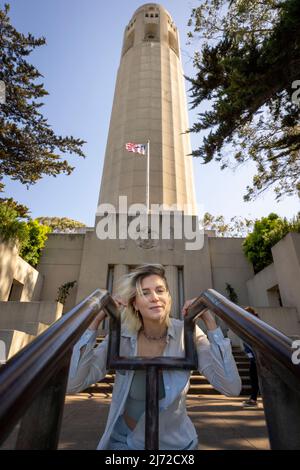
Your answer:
[2,0,299,226]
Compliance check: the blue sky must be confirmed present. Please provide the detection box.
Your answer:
[2,0,299,226]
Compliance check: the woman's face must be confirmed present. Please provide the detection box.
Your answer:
[133,274,171,325]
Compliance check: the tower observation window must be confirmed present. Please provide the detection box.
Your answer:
[168,31,179,56]
[123,30,135,55]
[144,23,159,42]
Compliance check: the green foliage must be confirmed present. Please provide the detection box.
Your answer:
[0,4,86,192]
[0,197,30,219]
[0,201,29,244]
[56,280,77,305]
[37,216,86,232]
[225,283,238,303]
[203,212,254,237]
[242,212,300,273]
[0,198,52,267]
[19,219,52,267]
[187,0,300,201]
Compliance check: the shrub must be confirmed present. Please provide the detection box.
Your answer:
[243,213,300,273]
[19,220,52,267]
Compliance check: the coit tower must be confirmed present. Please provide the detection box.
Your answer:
[98,3,197,215]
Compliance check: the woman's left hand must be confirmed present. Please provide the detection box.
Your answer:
[181,298,197,317]
[181,298,218,331]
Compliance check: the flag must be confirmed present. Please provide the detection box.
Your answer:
[125,142,146,155]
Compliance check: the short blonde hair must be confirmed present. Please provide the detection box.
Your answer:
[116,264,172,333]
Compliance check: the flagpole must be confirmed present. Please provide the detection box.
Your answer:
[146,140,150,214]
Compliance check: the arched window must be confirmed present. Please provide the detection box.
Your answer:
[144,23,159,42]
[168,31,179,57]
[123,30,135,55]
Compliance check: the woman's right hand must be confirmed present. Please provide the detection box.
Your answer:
[88,295,126,331]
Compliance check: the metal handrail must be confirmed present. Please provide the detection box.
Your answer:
[0,289,112,448]
[0,287,299,449]
[196,289,300,450]
[200,290,300,384]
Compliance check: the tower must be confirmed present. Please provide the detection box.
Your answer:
[35,3,255,339]
[98,3,197,214]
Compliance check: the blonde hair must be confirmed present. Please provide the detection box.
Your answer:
[116,264,172,333]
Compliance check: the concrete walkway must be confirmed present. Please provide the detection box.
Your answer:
[1,393,269,450]
[57,393,270,450]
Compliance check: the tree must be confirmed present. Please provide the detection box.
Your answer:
[0,201,29,244]
[242,212,300,273]
[0,4,86,192]
[0,197,30,218]
[187,0,300,201]
[203,212,254,237]
[37,216,86,233]
[19,219,51,267]
[0,198,51,267]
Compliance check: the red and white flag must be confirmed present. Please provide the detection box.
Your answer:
[125,142,147,155]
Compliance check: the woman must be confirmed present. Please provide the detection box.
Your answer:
[67,264,241,450]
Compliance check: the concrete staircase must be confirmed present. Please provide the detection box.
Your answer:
[83,339,252,397]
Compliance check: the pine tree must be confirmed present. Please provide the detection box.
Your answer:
[0,4,86,192]
[187,0,300,201]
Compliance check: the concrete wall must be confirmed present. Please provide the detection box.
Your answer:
[0,329,35,362]
[209,237,254,305]
[0,241,20,301]
[37,233,85,312]
[228,306,300,350]
[255,307,300,338]
[75,220,214,317]
[0,321,52,363]
[272,232,300,317]
[246,233,300,321]
[14,257,43,301]
[247,263,278,307]
[0,301,63,331]
[0,241,43,301]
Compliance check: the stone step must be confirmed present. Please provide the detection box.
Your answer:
[233,358,250,364]
[190,375,250,385]
[187,384,251,396]
[83,373,251,396]
[83,382,252,396]
[87,343,252,396]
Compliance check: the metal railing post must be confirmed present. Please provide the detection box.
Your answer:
[15,357,71,449]
[145,366,159,450]
[256,351,300,450]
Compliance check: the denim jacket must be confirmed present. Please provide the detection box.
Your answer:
[67,318,241,450]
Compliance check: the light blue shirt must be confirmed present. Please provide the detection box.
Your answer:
[67,318,242,450]
[125,370,165,422]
